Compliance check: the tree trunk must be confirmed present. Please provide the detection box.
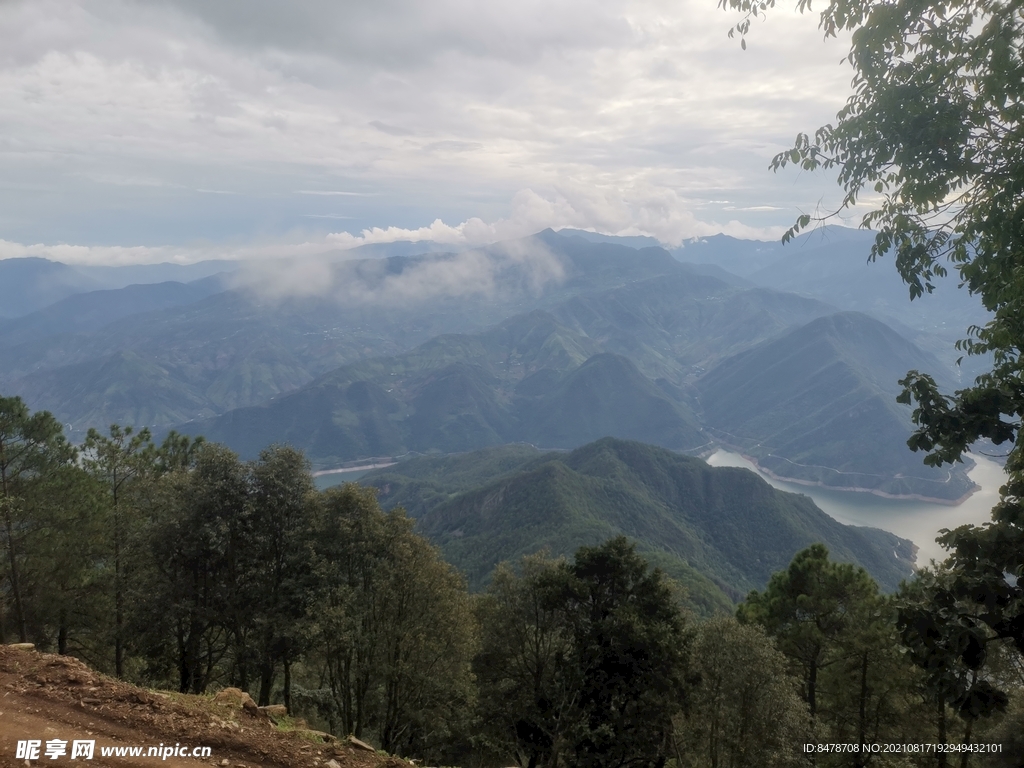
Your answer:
[937,695,947,768]
[283,654,292,714]
[177,623,190,694]
[856,650,869,768]
[58,607,69,655]
[959,717,974,768]
[2,501,28,643]
[113,501,124,679]
[258,660,275,707]
[808,658,818,718]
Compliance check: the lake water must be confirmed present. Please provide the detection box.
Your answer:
[313,468,375,490]
[706,449,1006,566]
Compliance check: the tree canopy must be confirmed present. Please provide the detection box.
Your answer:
[721,0,1024,714]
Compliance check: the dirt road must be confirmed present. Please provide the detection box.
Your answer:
[0,646,407,768]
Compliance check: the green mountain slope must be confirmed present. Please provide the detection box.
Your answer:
[671,225,991,377]
[696,311,974,500]
[518,353,703,449]
[190,265,837,465]
[194,296,960,504]
[1,232,697,434]
[550,278,833,379]
[194,303,705,462]
[361,438,916,614]
[17,350,218,431]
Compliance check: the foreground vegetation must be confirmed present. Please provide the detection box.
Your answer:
[1,395,1022,766]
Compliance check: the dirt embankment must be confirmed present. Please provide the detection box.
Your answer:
[0,645,410,768]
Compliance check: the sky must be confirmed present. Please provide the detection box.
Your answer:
[0,0,861,265]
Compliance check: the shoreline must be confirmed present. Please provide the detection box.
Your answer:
[312,461,397,477]
[732,451,979,507]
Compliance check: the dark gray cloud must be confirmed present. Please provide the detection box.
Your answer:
[160,0,631,68]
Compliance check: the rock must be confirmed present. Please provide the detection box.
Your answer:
[213,687,259,713]
[347,736,375,752]
[259,704,287,718]
[7,643,34,650]
[304,730,336,743]
[326,761,342,768]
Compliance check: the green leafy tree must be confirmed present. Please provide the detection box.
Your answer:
[138,442,249,693]
[28,465,107,657]
[155,430,205,473]
[311,483,395,740]
[672,617,809,768]
[477,539,689,768]
[474,552,576,768]
[738,545,879,720]
[898,564,1018,764]
[738,545,931,766]
[0,396,75,643]
[309,483,476,758]
[82,424,155,677]
[720,0,1024,715]
[560,536,690,768]
[247,444,317,709]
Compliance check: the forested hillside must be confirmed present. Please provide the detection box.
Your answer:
[0,396,1019,767]
[698,312,976,500]
[362,438,915,603]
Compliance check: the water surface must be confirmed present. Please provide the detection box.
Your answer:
[707,450,1006,566]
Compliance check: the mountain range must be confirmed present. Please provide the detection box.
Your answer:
[359,438,918,613]
[0,234,699,435]
[672,225,991,379]
[0,228,978,501]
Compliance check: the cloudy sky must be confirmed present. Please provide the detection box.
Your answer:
[0,0,859,264]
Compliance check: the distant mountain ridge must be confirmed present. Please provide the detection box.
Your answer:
[0,258,102,319]
[2,232,698,436]
[0,231,974,502]
[190,312,707,464]
[359,438,917,613]
[696,311,974,501]
[187,271,972,501]
[671,225,991,377]
[187,262,844,467]
[0,275,230,349]
[0,256,239,319]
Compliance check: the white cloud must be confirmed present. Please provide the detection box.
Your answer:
[0,0,853,255]
[0,185,788,266]
[233,235,568,305]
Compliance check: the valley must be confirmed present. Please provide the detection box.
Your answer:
[708,448,1005,565]
[357,438,917,605]
[0,228,984,503]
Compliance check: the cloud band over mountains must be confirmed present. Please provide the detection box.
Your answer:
[0,187,785,266]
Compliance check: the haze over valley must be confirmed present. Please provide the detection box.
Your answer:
[0,225,996,580]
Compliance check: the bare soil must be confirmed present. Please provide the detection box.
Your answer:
[0,645,411,768]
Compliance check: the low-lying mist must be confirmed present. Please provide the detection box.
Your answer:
[230,238,566,306]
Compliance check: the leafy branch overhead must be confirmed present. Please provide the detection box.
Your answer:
[722,0,1024,716]
[722,0,1024,303]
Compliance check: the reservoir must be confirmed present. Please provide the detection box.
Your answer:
[707,449,1007,566]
